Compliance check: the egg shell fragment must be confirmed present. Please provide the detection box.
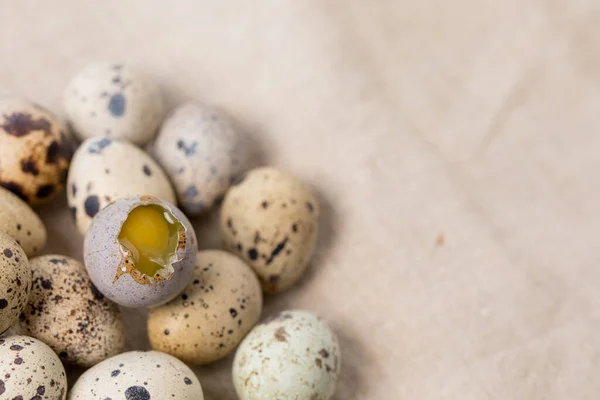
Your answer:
[221,167,320,293]
[233,310,341,400]
[68,136,176,235]
[64,61,164,146]
[0,98,72,206]
[68,350,204,399]
[0,335,67,399]
[148,249,263,365]
[18,255,125,367]
[0,186,46,257]
[0,232,31,334]
[84,195,197,308]
[153,102,245,215]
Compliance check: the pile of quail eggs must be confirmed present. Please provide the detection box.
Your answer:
[0,62,340,399]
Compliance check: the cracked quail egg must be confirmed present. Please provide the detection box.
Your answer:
[84,195,197,308]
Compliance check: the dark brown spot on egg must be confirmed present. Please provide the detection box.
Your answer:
[1,113,51,137]
[20,157,39,175]
[36,184,55,199]
[274,327,289,342]
[0,181,28,201]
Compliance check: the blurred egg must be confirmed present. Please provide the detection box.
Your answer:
[69,350,204,399]
[152,102,245,215]
[0,98,72,206]
[148,249,263,365]
[64,62,163,146]
[0,186,46,257]
[68,136,176,234]
[18,255,125,367]
[233,310,341,400]
[0,335,67,399]
[220,167,319,293]
[0,232,31,334]
[84,195,197,308]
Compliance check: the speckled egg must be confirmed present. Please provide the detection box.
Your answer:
[69,350,204,399]
[0,186,46,257]
[152,102,245,215]
[148,249,262,365]
[0,335,68,399]
[0,98,73,206]
[18,255,125,367]
[220,167,319,293]
[84,195,197,308]
[68,136,176,235]
[233,310,341,400]
[64,62,163,146]
[0,233,31,334]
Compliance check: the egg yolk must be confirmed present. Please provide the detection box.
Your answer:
[118,205,180,277]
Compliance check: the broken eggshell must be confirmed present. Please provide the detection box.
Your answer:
[83,195,197,308]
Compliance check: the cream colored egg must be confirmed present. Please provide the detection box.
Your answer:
[0,187,46,257]
[152,103,245,215]
[68,137,176,234]
[0,335,68,399]
[148,249,262,365]
[64,62,163,146]
[18,255,125,367]
[233,310,341,400]
[0,98,73,206]
[69,350,204,399]
[220,167,319,293]
[0,233,31,334]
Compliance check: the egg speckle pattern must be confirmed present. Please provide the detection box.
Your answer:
[0,98,73,206]
[0,232,31,334]
[68,350,204,399]
[18,255,125,367]
[233,310,341,400]
[221,167,320,293]
[148,249,263,365]
[84,196,197,308]
[0,187,46,257]
[0,335,67,399]
[68,137,176,234]
[64,62,163,146]
[152,103,245,215]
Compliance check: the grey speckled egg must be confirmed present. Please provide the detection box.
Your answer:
[0,233,31,334]
[64,62,163,146]
[0,187,46,257]
[0,335,67,399]
[0,98,73,206]
[84,195,197,308]
[68,137,176,235]
[152,102,245,215]
[148,249,263,365]
[220,167,319,293]
[69,350,204,399]
[18,255,125,367]
[233,310,341,400]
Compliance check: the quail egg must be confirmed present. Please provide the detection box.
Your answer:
[0,98,72,206]
[221,167,319,293]
[84,195,197,308]
[18,255,125,367]
[0,232,31,334]
[64,62,163,146]
[0,186,46,257]
[68,136,176,234]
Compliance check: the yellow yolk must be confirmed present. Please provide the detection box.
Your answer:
[118,205,174,277]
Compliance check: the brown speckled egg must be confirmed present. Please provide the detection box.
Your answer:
[68,136,176,235]
[64,62,163,146]
[148,249,262,365]
[233,310,341,400]
[69,350,203,399]
[220,167,319,293]
[0,335,67,399]
[0,98,72,206]
[0,187,46,257]
[84,195,197,308]
[0,233,31,334]
[18,255,125,367]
